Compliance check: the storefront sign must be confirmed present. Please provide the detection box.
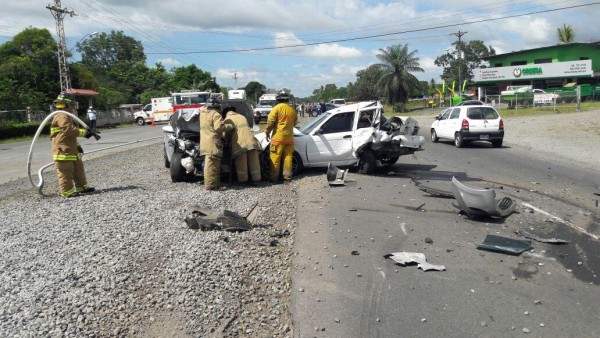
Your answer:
[474,60,592,82]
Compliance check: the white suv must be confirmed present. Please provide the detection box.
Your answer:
[430,105,504,148]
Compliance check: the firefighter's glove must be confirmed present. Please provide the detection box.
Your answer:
[84,129,94,139]
[77,145,84,154]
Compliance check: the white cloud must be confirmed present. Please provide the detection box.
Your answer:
[272,32,363,58]
[156,58,181,66]
[503,16,552,45]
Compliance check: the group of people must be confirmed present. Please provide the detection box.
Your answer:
[196,90,298,191]
[48,90,298,197]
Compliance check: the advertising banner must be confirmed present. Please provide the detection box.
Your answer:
[474,60,592,82]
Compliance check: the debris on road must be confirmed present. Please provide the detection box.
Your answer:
[477,235,532,255]
[384,252,446,271]
[327,162,349,186]
[451,177,516,218]
[351,250,360,255]
[185,204,257,231]
[515,230,570,244]
[425,237,433,244]
[413,179,454,198]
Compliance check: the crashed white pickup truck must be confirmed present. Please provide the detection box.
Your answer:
[256,101,425,175]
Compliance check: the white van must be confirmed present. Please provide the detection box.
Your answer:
[330,98,346,107]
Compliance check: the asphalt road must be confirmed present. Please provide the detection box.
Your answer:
[292,127,600,337]
[0,124,164,185]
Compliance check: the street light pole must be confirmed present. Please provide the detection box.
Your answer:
[70,31,99,53]
[450,31,467,100]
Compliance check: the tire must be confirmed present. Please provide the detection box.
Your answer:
[454,132,464,148]
[170,152,187,182]
[163,145,170,168]
[492,139,503,148]
[381,156,399,166]
[358,149,376,175]
[431,129,439,143]
[292,151,304,176]
[136,117,145,126]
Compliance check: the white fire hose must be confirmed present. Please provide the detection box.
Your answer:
[27,110,161,195]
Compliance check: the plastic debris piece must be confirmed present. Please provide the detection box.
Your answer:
[517,230,570,244]
[185,206,253,232]
[327,162,349,186]
[451,177,515,218]
[477,235,532,255]
[384,252,445,271]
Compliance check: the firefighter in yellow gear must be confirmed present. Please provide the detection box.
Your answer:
[224,107,261,185]
[51,93,96,198]
[199,97,233,190]
[264,91,298,182]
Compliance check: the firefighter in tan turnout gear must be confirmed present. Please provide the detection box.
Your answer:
[51,93,97,198]
[264,91,297,182]
[199,97,233,190]
[224,107,261,185]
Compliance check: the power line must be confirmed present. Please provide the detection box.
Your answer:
[146,2,600,55]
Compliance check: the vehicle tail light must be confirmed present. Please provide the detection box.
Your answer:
[461,119,469,131]
[499,119,504,130]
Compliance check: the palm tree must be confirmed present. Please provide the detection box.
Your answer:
[375,44,424,104]
[557,24,575,44]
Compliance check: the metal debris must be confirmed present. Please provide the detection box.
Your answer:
[516,230,570,244]
[477,235,532,255]
[327,162,349,186]
[185,204,257,231]
[384,252,446,271]
[451,176,515,218]
[413,179,454,198]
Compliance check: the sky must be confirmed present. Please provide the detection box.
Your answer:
[1,0,599,98]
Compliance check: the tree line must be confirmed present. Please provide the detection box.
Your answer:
[8,24,582,113]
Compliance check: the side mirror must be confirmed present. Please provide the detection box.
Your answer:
[434,115,440,120]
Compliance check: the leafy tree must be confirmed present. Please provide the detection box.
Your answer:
[434,40,495,87]
[557,24,575,44]
[0,28,61,110]
[244,81,267,103]
[77,31,145,75]
[349,65,384,101]
[169,64,218,92]
[375,44,424,104]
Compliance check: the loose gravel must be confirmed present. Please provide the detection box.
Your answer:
[0,143,296,337]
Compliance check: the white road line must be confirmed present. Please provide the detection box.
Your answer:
[521,202,598,240]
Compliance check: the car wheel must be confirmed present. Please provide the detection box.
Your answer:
[431,129,439,143]
[292,151,304,176]
[381,156,399,166]
[358,149,376,175]
[163,144,170,168]
[170,151,187,182]
[136,117,145,126]
[454,133,464,148]
[492,139,503,148]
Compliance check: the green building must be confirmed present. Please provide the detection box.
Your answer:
[473,42,600,92]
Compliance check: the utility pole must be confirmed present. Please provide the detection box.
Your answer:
[450,30,467,99]
[47,0,76,93]
[232,72,238,88]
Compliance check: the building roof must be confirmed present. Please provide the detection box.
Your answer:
[485,41,600,60]
[67,88,100,96]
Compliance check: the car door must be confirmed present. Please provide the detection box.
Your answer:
[305,111,355,166]
[445,108,462,136]
[435,108,453,138]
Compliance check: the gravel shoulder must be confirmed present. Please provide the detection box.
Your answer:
[0,144,296,337]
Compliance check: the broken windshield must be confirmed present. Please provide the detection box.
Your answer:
[299,112,331,134]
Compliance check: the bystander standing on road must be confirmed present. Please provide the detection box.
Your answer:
[87,106,97,132]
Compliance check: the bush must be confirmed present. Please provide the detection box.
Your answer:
[0,121,48,140]
[393,102,408,113]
